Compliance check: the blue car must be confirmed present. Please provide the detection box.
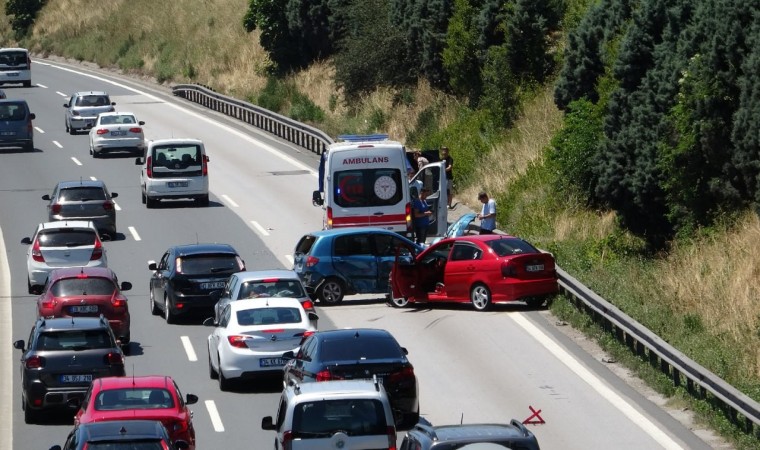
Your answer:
[293,227,422,304]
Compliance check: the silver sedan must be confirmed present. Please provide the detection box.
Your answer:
[88,112,145,158]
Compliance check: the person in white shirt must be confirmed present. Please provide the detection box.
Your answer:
[476,191,496,234]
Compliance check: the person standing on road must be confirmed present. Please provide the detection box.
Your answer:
[476,191,496,234]
[440,146,454,209]
[412,188,433,245]
[414,150,429,171]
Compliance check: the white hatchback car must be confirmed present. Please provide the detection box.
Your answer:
[205,297,318,391]
[136,138,210,207]
[88,112,146,158]
[21,221,107,294]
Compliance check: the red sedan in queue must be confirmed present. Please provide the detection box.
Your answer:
[37,267,132,349]
[74,375,198,450]
[389,234,558,310]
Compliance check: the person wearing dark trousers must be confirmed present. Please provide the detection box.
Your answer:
[413,188,433,245]
[477,191,496,234]
[440,146,454,209]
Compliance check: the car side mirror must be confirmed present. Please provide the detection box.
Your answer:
[308,312,319,322]
[261,416,275,430]
[63,103,69,108]
[111,192,118,199]
[148,261,157,271]
[202,317,216,327]
[174,441,190,450]
[29,113,36,120]
[282,350,295,360]
[20,237,32,245]
[41,194,51,201]
[138,121,145,126]
[111,102,116,106]
[135,157,143,165]
[204,155,210,162]
[120,281,132,291]
[185,393,198,405]
[13,340,24,351]
[67,397,81,409]
[401,347,409,355]
[312,190,323,206]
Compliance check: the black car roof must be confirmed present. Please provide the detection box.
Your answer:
[432,423,532,441]
[78,420,169,441]
[315,328,395,341]
[171,243,239,256]
[37,317,107,331]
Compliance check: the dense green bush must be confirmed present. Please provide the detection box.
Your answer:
[4,0,45,36]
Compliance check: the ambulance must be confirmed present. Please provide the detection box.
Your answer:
[312,134,448,238]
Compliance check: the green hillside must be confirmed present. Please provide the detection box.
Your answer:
[4,0,760,446]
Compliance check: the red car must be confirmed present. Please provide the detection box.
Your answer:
[37,267,131,349]
[390,234,558,310]
[74,375,198,450]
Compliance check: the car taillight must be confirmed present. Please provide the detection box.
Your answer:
[102,201,114,211]
[316,369,344,381]
[90,238,103,261]
[129,127,142,133]
[105,352,124,365]
[96,128,109,135]
[202,155,208,176]
[302,300,314,311]
[501,261,517,277]
[25,355,45,369]
[171,420,188,433]
[227,335,249,349]
[146,156,153,178]
[282,430,293,450]
[305,256,319,268]
[326,207,333,229]
[27,119,33,133]
[50,203,62,214]
[405,202,412,231]
[40,299,57,309]
[387,425,397,450]
[388,366,415,384]
[295,330,315,339]
[111,296,126,308]
[32,239,44,262]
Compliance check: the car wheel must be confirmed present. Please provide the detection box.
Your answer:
[24,142,34,152]
[27,277,33,295]
[470,283,492,311]
[317,278,344,304]
[69,126,77,135]
[65,121,69,133]
[146,196,158,209]
[164,295,176,324]
[196,195,209,207]
[121,342,131,356]
[218,357,231,391]
[24,402,37,424]
[525,297,546,308]
[141,189,147,205]
[92,149,100,158]
[23,81,31,88]
[149,289,160,316]
[388,283,409,308]
[402,410,420,430]
[208,349,218,380]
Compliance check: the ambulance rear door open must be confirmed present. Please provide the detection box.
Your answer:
[412,161,448,237]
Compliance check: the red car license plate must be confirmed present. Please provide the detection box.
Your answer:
[526,264,544,272]
[70,305,98,313]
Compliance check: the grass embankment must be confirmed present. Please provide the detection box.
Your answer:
[3,1,760,446]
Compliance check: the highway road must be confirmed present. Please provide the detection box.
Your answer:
[0,59,722,449]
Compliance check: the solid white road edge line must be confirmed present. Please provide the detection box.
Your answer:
[52,141,62,148]
[510,313,685,450]
[0,225,13,449]
[128,226,141,241]
[205,400,225,432]
[180,336,198,362]
[34,127,44,133]
[249,221,269,237]
[71,157,82,166]
[221,194,239,208]
[37,61,318,177]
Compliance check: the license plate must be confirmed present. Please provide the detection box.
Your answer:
[70,305,98,313]
[0,131,14,136]
[200,281,226,290]
[526,264,544,272]
[168,181,188,188]
[61,374,92,383]
[7,72,18,77]
[110,130,126,136]
[260,358,286,367]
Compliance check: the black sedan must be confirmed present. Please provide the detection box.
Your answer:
[148,243,245,323]
[282,328,419,429]
[50,420,189,450]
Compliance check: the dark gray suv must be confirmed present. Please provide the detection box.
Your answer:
[0,99,35,151]
[42,180,119,238]
[13,316,126,424]
[399,417,541,450]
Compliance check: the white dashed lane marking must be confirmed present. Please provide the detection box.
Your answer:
[34,127,44,134]
[285,255,294,266]
[90,177,97,181]
[205,400,225,432]
[52,141,62,148]
[114,203,121,211]
[71,157,82,166]
[36,83,47,88]
[128,227,141,241]
[249,221,269,237]
[180,336,197,362]
[221,195,238,208]
[56,91,67,97]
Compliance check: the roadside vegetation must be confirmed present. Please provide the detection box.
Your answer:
[3,0,760,446]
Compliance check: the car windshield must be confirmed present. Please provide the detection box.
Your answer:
[293,399,386,437]
[177,254,243,275]
[75,95,110,107]
[84,443,165,450]
[485,238,539,257]
[95,388,175,411]
[320,336,401,361]
[37,330,113,351]
[37,229,96,247]
[50,277,115,296]
[0,103,26,121]
[236,307,302,326]
[59,187,107,202]
[238,280,306,299]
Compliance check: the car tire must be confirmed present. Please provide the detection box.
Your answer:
[525,297,546,309]
[92,149,100,158]
[218,358,231,391]
[164,295,176,324]
[141,189,147,205]
[24,142,34,152]
[470,283,492,311]
[196,195,209,207]
[146,196,158,209]
[149,290,160,316]
[402,410,420,430]
[65,121,69,133]
[317,278,344,305]
[23,81,31,88]
[208,350,218,380]
[69,126,77,135]
[388,283,409,308]
[23,402,37,424]
[27,277,33,295]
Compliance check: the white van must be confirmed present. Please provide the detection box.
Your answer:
[136,138,210,208]
[0,48,32,87]
[313,134,447,239]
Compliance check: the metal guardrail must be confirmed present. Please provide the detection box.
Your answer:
[172,84,334,154]
[172,82,760,438]
[558,267,760,435]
